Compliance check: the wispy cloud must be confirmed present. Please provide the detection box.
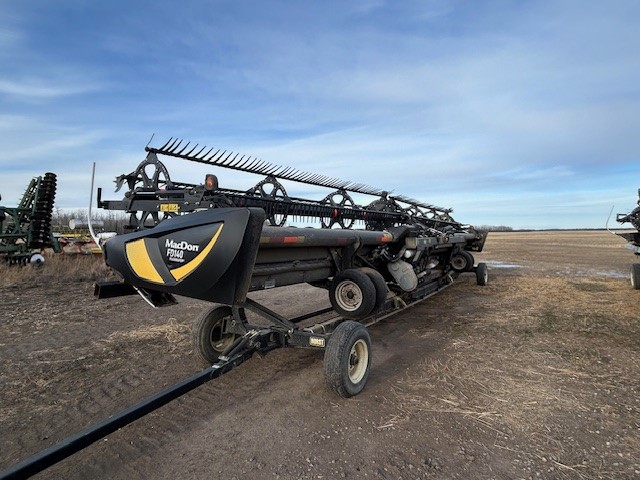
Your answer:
[0,77,102,99]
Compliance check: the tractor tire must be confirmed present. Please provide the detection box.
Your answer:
[631,264,640,290]
[357,267,389,313]
[324,321,372,397]
[329,269,377,319]
[192,305,237,364]
[475,262,489,286]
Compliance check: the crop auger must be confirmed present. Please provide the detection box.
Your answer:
[0,172,59,265]
[1,139,489,479]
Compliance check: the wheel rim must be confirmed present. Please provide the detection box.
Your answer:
[632,271,637,288]
[209,321,235,352]
[335,280,363,312]
[451,254,467,271]
[348,339,369,384]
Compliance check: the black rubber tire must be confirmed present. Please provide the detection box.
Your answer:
[329,269,377,319]
[357,267,388,313]
[451,250,474,272]
[631,264,640,290]
[324,321,372,397]
[475,262,489,286]
[192,305,237,364]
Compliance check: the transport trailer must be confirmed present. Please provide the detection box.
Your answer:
[2,207,488,480]
[99,205,487,386]
[1,140,489,479]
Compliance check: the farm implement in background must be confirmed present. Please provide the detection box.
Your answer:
[54,219,112,255]
[0,173,60,265]
[615,188,640,288]
[1,139,488,479]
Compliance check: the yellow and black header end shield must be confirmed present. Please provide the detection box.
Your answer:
[104,208,266,305]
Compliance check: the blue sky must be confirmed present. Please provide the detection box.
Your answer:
[1,0,639,229]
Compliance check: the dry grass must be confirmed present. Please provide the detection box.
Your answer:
[0,254,115,288]
[106,319,191,352]
[388,237,640,479]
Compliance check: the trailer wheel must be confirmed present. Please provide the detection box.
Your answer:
[357,267,388,313]
[324,321,372,397]
[192,306,237,363]
[451,250,474,272]
[475,262,488,286]
[329,269,377,319]
[631,264,640,289]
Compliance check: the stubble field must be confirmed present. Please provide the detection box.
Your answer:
[1,230,639,479]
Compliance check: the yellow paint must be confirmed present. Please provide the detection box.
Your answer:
[170,224,224,281]
[160,203,179,213]
[126,239,164,284]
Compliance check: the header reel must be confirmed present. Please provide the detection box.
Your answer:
[99,138,476,240]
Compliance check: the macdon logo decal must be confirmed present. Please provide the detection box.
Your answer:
[165,239,200,263]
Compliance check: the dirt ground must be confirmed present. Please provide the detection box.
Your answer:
[1,231,639,480]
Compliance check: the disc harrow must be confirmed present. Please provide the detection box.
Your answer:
[0,172,59,264]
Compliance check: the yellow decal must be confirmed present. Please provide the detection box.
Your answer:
[160,203,180,213]
[170,224,224,281]
[126,239,164,284]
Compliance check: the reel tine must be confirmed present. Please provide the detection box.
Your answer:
[194,145,208,158]
[290,170,306,181]
[164,137,179,152]
[259,163,274,175]
[231,155,246,168]
[321,174,333,184]
[327,177,341,188]
[309,175,322,187]
[279,166,293,177]
[185,144,199,157]
[208,149,224,162]
[252,159,267,172]
[167,138,182,153]
[245,158,261,169]
[295,170,311,182]
[299,172,315,182]
[158,137,173,150]
[233,155,251,169]
[314,174,328,185]
[264,164,281,175]
[223,152,239,166]
[200,147,216,160]
[176,141,191,155]
[259,161,276,175]
[303,174,316,184]
[267,166,282,177]
[220,151,233,167]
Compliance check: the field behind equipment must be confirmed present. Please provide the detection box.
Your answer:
[1,231,638,479]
